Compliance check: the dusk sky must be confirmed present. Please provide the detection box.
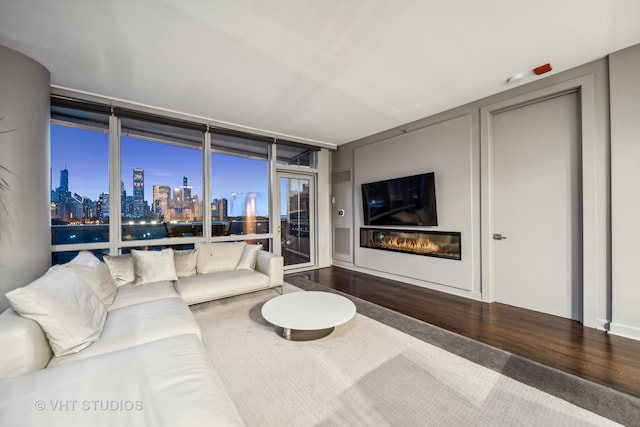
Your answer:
[51,124,271,217]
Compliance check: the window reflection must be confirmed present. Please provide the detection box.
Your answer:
[211,152,269,236]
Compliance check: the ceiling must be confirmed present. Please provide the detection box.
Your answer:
[1,1,640,147]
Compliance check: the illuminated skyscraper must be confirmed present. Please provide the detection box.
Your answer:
[212,198,228,221]
[98,192,109,218]
[120,181,127,217]
[191,194,202,219]
[182,176,192,210]
[153,185,170,219]
[172,187,182,209]
[133,168,144,217]
[55,168,71,220]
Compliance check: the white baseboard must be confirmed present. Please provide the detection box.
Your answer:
[609,322,640,341]
[330,261,483,301]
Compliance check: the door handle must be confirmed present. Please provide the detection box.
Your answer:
[493,233,507,240]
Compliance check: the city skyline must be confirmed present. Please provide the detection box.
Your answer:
[50,123,270,218]
[51,165,251,223]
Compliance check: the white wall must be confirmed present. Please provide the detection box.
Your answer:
[0,46,51,311]
[610,44,640,340]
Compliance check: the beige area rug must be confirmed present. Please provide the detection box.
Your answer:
[191,284,620,426]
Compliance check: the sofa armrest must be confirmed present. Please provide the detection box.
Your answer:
[255,251,284,287]
[0,308,52,379]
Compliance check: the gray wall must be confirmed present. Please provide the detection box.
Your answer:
[353,114,480,297]
[0,45,51,311]
[610,44,640,340]
[334,50,615,330]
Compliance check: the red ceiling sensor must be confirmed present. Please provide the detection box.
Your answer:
[533,63,552,75]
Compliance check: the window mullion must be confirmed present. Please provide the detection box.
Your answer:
[269,142,280,256]
[109,114,122,255]
[203,131,212,242]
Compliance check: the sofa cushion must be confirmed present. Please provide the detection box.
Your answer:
[107,281,179,312]
[0,308,52,379]
[174,248,199,278]
[66,251,118,307]
[48,296,201,368]
[176,269,270,305]
[236,244,263,271]
[6,265,107,357]
[132,249,178,285]
[103,254,135,287]
[196,242,246,274]
[0,334,244,427]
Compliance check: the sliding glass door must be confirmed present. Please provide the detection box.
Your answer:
[278,172,315,268]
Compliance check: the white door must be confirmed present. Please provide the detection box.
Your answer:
[491,91,582,320]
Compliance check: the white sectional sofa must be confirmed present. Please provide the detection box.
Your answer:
[175,241,284,304]
[0,243,284,426]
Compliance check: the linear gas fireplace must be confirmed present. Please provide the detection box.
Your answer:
[360,228,461,260]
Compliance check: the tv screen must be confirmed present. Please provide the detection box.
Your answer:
[361,172,437,226]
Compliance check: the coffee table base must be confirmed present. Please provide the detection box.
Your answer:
[275,326,335,341]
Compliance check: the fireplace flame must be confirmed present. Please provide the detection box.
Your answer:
[372,236,441,254]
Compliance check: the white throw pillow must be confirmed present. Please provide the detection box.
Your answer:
[66,251,118,307]
[6,265,107,357]
[174,248,198,278]
[132,249,179,285]
[103,254,135,287]
[195,242,246,274]
[236,244,263,271]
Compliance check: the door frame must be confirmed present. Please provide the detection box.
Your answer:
[276,170,317,270]
[480,75,606,328]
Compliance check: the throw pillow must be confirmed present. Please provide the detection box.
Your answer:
[236,244,263,271]
[6,265,107,357]
[174,248,198,278]
[66,251,118,307]
[103,254,135,287]
[195,242,246,274]
[132,249,179,285]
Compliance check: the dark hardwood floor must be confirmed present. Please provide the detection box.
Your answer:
[286,266,640,399]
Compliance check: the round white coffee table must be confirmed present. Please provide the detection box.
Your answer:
[261,291,356,341]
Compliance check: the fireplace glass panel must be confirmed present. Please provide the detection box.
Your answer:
[360,228,461,260]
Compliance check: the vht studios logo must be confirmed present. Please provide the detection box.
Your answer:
[34,400,143,412]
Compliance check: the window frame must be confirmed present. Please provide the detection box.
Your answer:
[50,111,111,252]
[49,97,320,260]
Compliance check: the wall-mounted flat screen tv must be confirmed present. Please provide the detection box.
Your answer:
[361,172,437,226]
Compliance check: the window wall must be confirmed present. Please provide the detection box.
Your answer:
[50,98,319,263]
[120,118,204,242]
[50,106,110,264]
